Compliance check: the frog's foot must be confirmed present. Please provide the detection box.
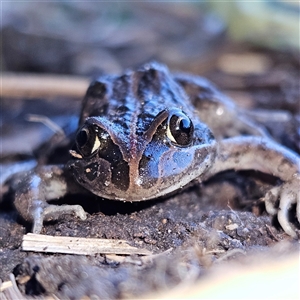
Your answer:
[263,175,300,238]
[32,200,87,234]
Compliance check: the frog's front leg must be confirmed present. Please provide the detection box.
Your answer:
[206,136,300,238]
[12,165,87,233]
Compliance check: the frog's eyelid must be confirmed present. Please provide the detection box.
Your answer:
[91,135,101,153]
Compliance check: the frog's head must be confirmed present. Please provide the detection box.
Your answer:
[68,62,216,201]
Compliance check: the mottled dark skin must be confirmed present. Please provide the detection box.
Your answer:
[7,62,300,237]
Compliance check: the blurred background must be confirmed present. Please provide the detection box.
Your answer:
[1,1,299,158]
[2,1,299,75]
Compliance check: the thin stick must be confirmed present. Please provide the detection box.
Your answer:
[0,280,13,292]
[0,274,26,300]
[22,233,151,256]
[1,73,89,98]
[26,114,65,135]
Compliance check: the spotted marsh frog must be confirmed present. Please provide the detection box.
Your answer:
[10,62,300,237]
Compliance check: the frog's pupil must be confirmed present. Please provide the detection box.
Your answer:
[179,118,190,131]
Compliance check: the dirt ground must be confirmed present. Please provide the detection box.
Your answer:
[1,49,299,297]
[1,3,300,299]
[0,173,299,299]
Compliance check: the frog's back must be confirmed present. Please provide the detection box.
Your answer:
[79,62,195,138]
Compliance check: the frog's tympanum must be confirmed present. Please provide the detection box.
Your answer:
[11,62,300,237]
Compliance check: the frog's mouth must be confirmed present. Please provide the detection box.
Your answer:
[67,143,215,202]
[68,147,130,194]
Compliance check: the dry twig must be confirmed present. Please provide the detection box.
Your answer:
[1,73,89,98]
[22,233,152,256]
[0,274,27,300]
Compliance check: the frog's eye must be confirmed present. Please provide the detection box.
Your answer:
[167,110,194,146]
[75,125,101,157]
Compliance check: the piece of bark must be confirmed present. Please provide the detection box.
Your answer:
[0,274,27,300]
[22,233,151,256]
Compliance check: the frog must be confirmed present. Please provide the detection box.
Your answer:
[8,62,300,237]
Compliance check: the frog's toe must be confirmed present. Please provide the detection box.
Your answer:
[263,175,300,238]
[30,199,48,234]
[43,204,87,222]
[32,208,44,234]
[277,183,298,238]
[31,203,87,233]
[296,190,300,223]
[263,186,280,216]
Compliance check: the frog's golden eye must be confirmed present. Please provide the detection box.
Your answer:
[167,110,194,146]
[75,125,100,157]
